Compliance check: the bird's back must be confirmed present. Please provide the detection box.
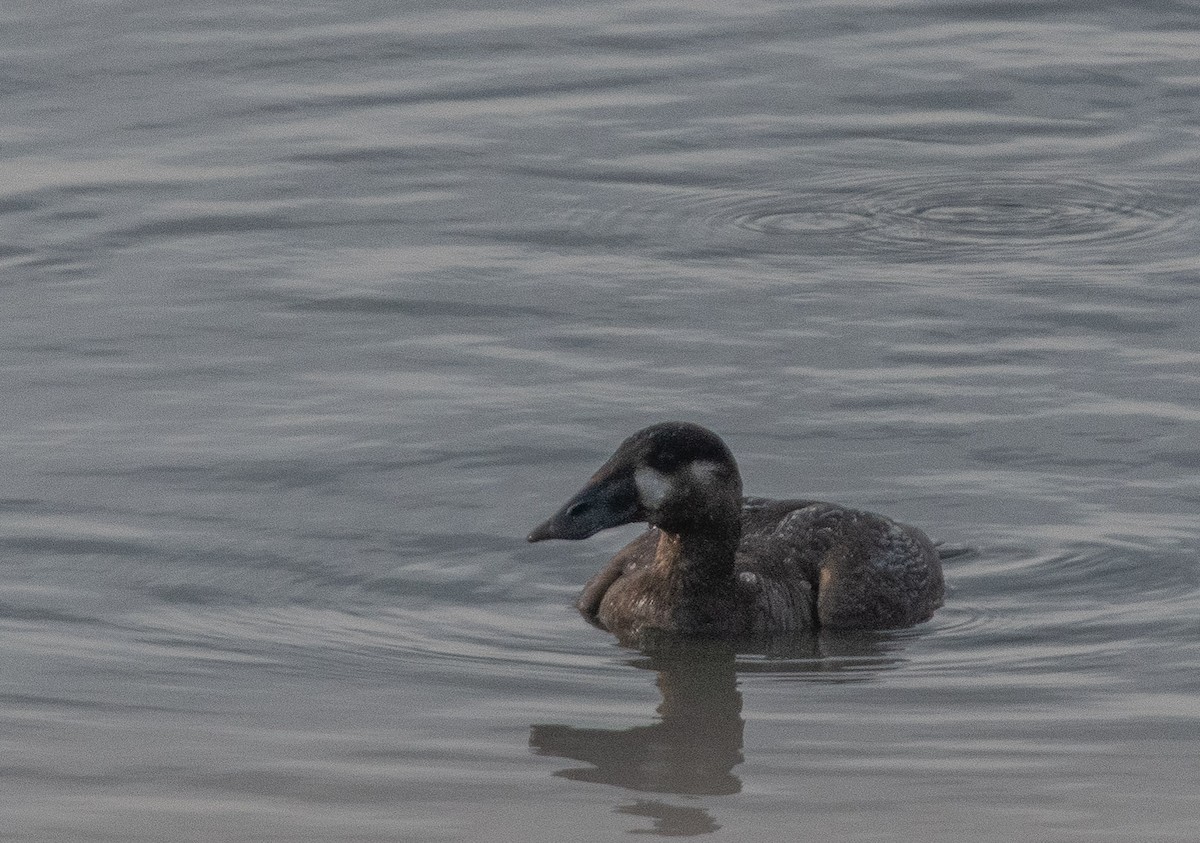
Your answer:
[735,497,943,631]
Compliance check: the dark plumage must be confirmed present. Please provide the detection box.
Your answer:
[527,422,943,643]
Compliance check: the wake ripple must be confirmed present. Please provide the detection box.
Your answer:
[542,174,1189,262]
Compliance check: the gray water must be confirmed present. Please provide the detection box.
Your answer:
[3,1,1199,840]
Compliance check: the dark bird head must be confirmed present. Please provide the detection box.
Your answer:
[527,422,742,542]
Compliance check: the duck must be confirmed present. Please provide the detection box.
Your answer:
[527,422,943,643]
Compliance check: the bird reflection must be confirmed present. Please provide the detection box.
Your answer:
[532,640,746,797]
[530,632,902,837]
[618,800,722,836]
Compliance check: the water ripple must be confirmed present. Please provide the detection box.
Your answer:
[534,174,1189,262]
[845,176,1179,254]
[132,601,623,683]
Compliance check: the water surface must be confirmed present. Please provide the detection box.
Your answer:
[2,1,1199,840]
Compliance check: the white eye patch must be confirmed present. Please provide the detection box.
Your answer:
[635,460,724,507]
[688,460,723,485]
[634,466,671,508]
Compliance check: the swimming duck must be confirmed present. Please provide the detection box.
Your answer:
[528,422,943,642]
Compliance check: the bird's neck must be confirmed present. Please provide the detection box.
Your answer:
[651,519,742,631]
[653,528,739,577]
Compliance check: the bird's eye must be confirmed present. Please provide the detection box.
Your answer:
[650,449,683,472]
